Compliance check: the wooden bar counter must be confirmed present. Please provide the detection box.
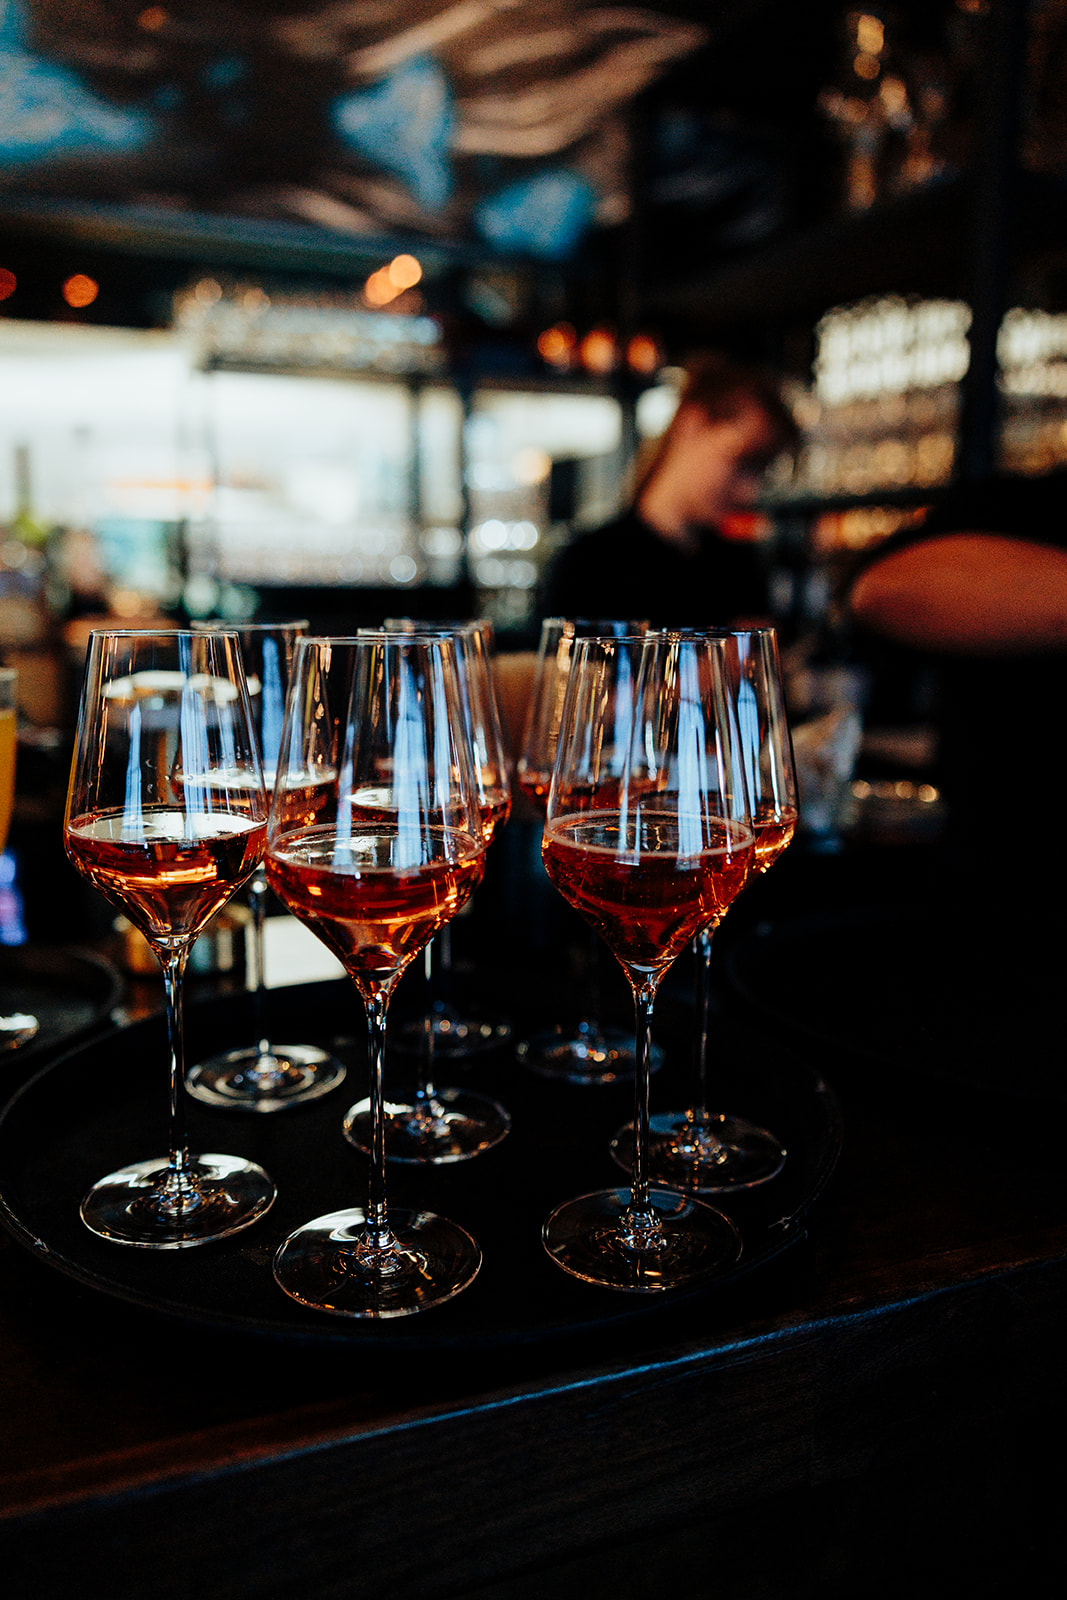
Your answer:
[1,835,1064,1598]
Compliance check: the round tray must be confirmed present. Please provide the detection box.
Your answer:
[0,944,123,1062]
[0,979,842,1349]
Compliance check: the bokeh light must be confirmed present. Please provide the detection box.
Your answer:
[62,275,99,309]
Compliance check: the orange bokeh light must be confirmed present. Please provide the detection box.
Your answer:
[578,327,617,374]
[536,323,576,367]
[625,334,662,374]
[63,274,99,309]
[0,268,16,302]
[387,254,422,290]
[363,268,396,308]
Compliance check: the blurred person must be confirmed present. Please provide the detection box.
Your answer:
[845,467,1067,880]
[537,351,798,627]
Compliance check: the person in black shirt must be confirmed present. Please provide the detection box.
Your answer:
[537,352,798,628]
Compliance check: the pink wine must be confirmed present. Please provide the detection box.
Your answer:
[752,804,798,875]
[267,823,484,993]
[66,807,266,943]
[479,785,511,844]
[542,808,753,973]
[518,769,551,813]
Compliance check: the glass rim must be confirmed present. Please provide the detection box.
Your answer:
[87,626,241,639]
[191,618,310,632]
[294,631,456,647]
[652,624,778,639]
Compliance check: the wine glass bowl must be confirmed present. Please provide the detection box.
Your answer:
[540,631,751,1291]
[266,633,487,1316]
[185,621,346,1113]
[609,626,798,1193]
[62,629,276,1246]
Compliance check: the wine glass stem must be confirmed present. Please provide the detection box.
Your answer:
[161,946,192,1180]
[248,866,272,1059]
[418,939,439,1105]
[627,977,659,1225]
[582,925,604,1034]
[694,925,715,1123]
[364,989,394,1247]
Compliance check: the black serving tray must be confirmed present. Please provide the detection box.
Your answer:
[0,944,123,1063]
[0,977,841,1349]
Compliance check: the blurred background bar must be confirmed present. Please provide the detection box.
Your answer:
[5,3,1065,666]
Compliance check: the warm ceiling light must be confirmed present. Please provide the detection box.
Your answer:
[387,254,422,290]
[0,268,16,302]
[62,274,99,308]
[138,7,167,30]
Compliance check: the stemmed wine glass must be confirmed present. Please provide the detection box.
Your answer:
[385,618,513,1060]
[63,629,276,1246]
[186,621,346,1112]
[343,620,511,1163]
[0,666,38,1050]
[609,626,798,1191]
[516,616,659,1086]
[540,631,752,1290]
[267,633,487,1317]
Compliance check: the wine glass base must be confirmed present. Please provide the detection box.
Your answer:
[392,1010,513,1060]
[543,1187,741,1292]
[517,1022,663,1086]
[273,1205,481,1318]
[0,1012,39,1051]
[610,1111,787,1193]
[342,1087,511,1164]
[80,1154,276,1248]
[185,1045,346,1113]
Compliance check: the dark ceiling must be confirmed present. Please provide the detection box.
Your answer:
[0,2,1050,354]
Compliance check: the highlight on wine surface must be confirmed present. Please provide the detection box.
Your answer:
[62,629,275,1249]
[266,632,488,1318]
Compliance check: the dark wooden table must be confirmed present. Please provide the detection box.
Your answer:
[1,834,1064,1599]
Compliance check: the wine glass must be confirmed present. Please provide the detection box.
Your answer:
[540,631,751,1290]
[516,616,661,1086]
[0,666,39,1051]
[63,629,276,1246]
[385,619,513,1061]
[343,619,511,1163]
[186,621,346,1112]
[609,626,798,1191]
[267,633,486,1317]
